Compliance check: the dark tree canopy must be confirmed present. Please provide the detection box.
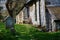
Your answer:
[6,0,27,18]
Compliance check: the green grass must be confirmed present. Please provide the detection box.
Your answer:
[0,22,60,40]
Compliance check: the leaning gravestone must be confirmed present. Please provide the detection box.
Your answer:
[5,16,16,35]
[5,16,14,29]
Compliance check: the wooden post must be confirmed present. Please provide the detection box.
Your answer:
[16,11,24,24]
[16,14,19,24]
[40,0,46,27]
[29,4,36,25]
[36,1,40,25]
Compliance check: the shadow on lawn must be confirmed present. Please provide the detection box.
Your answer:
[0,30,33,40]
[0,30,20,40]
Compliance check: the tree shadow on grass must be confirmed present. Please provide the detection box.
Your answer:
[0,29,32,40]
[0,29,20,40]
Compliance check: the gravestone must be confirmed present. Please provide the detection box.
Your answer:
[5,16,15,28]
[5,16,16,35]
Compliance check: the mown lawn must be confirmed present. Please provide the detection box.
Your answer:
[0,22,60,40]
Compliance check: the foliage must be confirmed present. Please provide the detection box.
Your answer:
[0,22,60,40]
[6,0,27,17]
[0,14,3,20]
[0,7,3,20]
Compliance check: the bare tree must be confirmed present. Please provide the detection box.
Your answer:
[6,0,26,18]
[5,0,27,35]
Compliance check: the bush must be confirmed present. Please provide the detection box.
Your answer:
[0,14,3,20]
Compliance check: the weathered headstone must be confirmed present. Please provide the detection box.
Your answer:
[5,16,16,35]
[5,16,14,28]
